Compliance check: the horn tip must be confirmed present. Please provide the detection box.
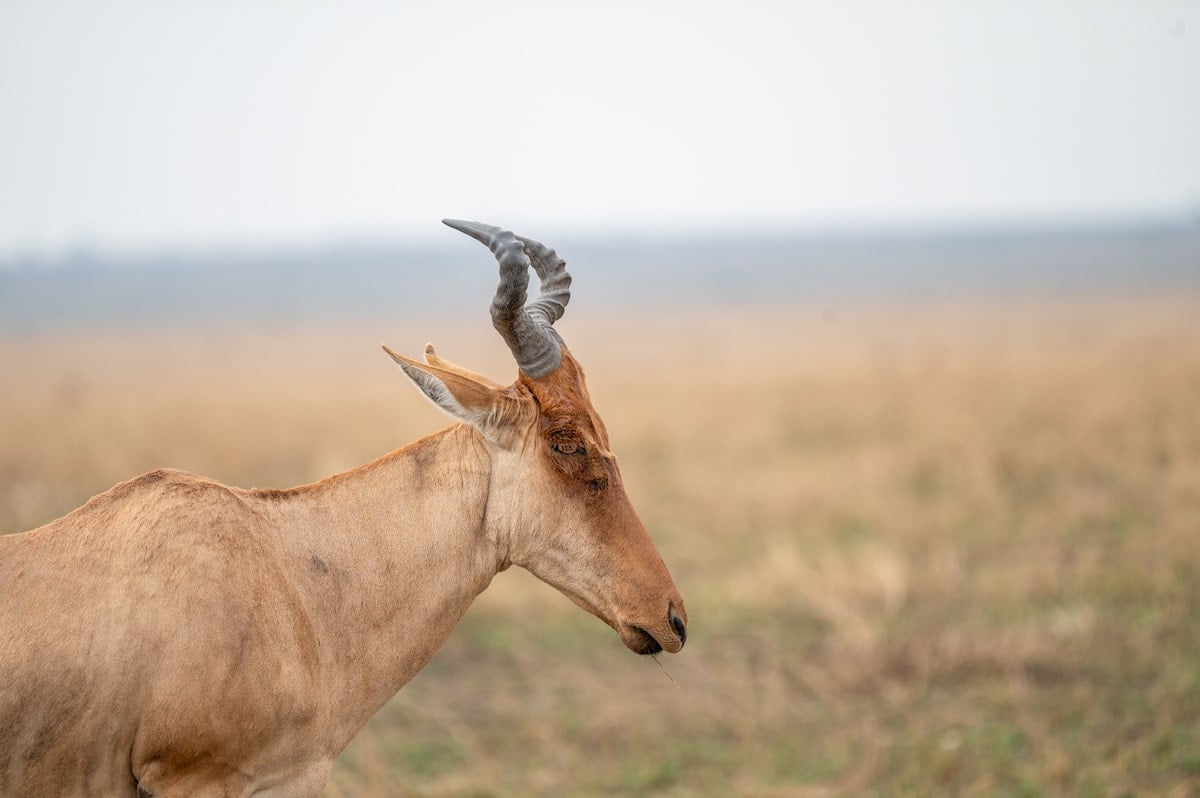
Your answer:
[442,218,504,246]
[442,218,475,233]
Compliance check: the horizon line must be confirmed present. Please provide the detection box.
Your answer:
[4,211,1200,271]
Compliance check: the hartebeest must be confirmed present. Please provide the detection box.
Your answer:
[0,220,687,796]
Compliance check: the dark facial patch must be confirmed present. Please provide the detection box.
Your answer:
[523,353,622,506]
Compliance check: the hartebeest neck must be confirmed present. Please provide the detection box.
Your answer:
[264,423,501,752]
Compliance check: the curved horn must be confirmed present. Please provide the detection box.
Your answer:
[442,219,571,378]
[515,233,570,328]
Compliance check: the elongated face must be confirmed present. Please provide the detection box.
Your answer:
[511,350,687,655]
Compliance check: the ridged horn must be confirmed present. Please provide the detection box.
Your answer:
[442,219,571,378]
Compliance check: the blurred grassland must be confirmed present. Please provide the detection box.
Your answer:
[2,295,1199,797]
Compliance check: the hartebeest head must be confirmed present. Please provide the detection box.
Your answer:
[383,220,687,655]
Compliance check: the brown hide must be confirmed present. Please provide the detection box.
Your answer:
[0,362,683,797]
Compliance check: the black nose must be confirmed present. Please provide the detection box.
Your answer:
[669,607,687,647]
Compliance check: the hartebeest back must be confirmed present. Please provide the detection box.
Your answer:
[0,220,686,797]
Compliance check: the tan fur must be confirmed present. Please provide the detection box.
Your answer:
[0,342,684,796]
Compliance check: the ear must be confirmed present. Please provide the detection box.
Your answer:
[382,344,526,445]
[422,343,503,389]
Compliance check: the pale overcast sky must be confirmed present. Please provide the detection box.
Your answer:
[1,1,1198,256]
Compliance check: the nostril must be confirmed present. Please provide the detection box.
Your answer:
[669,608,687,646]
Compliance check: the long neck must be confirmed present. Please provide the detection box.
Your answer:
[265,423,500,751]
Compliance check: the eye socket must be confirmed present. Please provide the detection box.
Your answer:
[588,477,608,493]
[552,441,586,456]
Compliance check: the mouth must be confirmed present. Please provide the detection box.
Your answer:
[622,624,665,656]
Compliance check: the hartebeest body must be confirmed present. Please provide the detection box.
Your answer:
[0,221,686,796]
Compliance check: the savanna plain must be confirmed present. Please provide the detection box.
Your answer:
[2,294,1198,797]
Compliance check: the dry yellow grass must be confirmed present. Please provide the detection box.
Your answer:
[3,294,1199,797]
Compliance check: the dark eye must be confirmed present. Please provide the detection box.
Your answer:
[552,442,586,455]
[588,478,608,492]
